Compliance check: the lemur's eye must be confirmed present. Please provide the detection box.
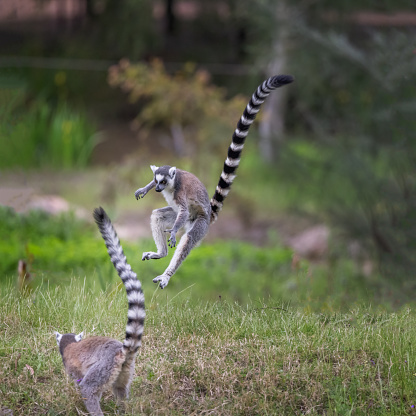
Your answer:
[161,180,167,185]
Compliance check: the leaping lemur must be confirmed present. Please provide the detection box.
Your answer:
[54,207,145,416]
[134,75,294,289]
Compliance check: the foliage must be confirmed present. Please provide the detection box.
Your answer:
[1,281,416,415]
[234,1,416,283]
[0,207,108,286]
[290,29,416,137]
[0,89,99,169]
[277,28,416,280]
[86,0,159,60]
[108,59,248,156]
[0,204,405,308]
[278,138,416,280]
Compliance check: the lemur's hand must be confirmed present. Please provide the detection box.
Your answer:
[134,188,147,200]
[165,229,176,248]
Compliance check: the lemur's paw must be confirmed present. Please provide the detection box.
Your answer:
[164,229,176,248]
[168,235,176,248]
[134,188,147,200]
[142,252,159,261]
[153,274,170,289]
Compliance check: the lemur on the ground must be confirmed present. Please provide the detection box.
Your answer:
[54,207,145,416]
[135,75,294,289]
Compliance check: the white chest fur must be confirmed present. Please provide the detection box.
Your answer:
[162,189,179,212]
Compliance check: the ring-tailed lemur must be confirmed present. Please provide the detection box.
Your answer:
[54,207,145,416]
[134,75,294,289]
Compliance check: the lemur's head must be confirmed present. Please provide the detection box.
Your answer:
[151,165,176,192]
[54,331,83,355]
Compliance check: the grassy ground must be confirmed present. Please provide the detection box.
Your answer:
[1,280,416,415]
[1,145,415,414]
[1,204,397,310]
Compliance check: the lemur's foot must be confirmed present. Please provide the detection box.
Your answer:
[153,274,170,289]
[142,252,161,261]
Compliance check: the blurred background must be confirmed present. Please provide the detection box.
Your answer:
[0,0,415,309]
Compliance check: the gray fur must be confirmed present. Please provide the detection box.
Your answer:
[134,75,294,288]
[55,207,145,415]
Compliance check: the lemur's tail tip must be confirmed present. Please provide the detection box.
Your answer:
[93,206,106,223]
[270,74,295,87]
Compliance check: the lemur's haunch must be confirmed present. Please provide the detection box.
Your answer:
[135,75,294,289]
[54,207,145,416]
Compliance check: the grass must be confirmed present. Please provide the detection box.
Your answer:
[1,280,416,415]
[1,205,397,308]
[1,121,415,413]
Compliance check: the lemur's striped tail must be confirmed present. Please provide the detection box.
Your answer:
[210,75,294,224]
[93,207,145,354]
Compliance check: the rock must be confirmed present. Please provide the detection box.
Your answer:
[287,225,329,260]
[0,188,88,219]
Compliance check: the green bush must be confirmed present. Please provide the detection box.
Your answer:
[0,203,396,309]
[0,207,107,286]
[0,89,99,169]
[108,59,248,156]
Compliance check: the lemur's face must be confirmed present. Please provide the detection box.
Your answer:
[151,165,176,192]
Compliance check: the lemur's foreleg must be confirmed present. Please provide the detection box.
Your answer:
[153,215,209,289]
[142,207,176,260]
[164,205,189,248]
[134,180,155,200]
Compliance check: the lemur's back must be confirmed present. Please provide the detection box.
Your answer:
[175,169,211,218]
[64,337,123,365]
[63,337,124,383]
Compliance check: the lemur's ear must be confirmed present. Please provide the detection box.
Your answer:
[150,165,158,174]
[169,166,176,179]
[54,331,63,345]
[75,332,84,342]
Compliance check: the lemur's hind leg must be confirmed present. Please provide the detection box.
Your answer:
[142,207,176,260]
[79,368,106,416]
[79,387,104,416]
[153,215,209,289]
[79,354,123,415]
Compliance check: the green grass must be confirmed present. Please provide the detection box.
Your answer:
[1,157,415,413]
[0,206,109,285]
[1,205,394,308]
[1,281,416,415]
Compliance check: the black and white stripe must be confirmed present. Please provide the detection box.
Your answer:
[93,207,145,354]
[210,74,294,223]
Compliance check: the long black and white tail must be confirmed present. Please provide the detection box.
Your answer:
[210,74,294,223]
[93,207,145,354]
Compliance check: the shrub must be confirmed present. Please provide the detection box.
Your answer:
[108,59,248,156]
[0,89,99,169]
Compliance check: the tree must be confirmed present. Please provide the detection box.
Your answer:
[235,0,416,285]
